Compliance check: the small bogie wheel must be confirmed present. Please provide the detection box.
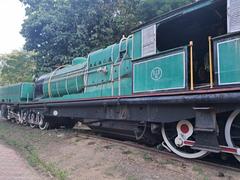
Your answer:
[16,113,21,125]
[22,111,28,126]
[225,110,240,162]
[161,120,208,159]
[30,123,36,128]
[39,115,49,130]
[22,120,28,126]
[29,113,36,128]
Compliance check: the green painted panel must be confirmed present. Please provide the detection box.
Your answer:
[112,44,119,62]
[20,83,34,100]
[87,65,111,86]
[43,72,84,98]
[57,80,67,96]
[119,78,132,96]
[43,83,48,97]
[217,38,240,85]
[89,45,113,68]
[50,81,58,97]
[133,31,142,59]
[0,83,34,103]
[133,52,186,93]
[126,38,133,59]
[72,57,87,65]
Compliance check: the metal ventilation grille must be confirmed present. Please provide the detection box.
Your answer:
[228,0,240,33]
[142,24,156,57]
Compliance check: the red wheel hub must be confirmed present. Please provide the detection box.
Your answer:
[180,124,189,134]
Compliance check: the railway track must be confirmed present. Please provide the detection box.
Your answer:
[1,119,239,173]
[71,127,240,173]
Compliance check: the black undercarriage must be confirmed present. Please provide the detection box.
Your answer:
[1,90,240,154]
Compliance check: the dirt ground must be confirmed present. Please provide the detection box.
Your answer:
[0,142,44,180]
[0,120,239,180]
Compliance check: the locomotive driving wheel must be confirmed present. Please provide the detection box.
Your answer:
[225,110,240,162]
[161,120,208,159]
[38,114,49,130]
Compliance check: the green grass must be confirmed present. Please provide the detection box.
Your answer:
[143,152,153,162]
[0,121,68,180]
[26,148,68,180]
[127,175,138,180]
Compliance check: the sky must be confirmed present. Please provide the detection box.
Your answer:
[0,0,25,54]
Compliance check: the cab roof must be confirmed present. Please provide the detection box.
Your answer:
[132,0,224,32]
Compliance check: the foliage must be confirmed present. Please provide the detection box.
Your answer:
[20,0,195,75]
[139,0,195,22]
[0,51,36,85]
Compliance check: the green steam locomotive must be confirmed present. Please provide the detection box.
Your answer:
[1,0,240,162]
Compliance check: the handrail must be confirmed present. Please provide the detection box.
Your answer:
[189,41,194,91]
[48,65,66,98]
[208,36,214,89]
[118,36,126,96]
[117,35,127,62]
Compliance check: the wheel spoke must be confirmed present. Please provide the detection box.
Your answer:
[161,120,208,159]
[231,136,240,139]
[232,124,240,129]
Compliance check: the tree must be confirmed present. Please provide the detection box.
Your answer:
[139,0,195,22]
[20,0,141,75]
[0,51,36,85]
[20,0,195,75]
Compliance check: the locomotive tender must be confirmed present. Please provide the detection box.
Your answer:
[1,0,240,161]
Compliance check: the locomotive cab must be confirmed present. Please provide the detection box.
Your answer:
[156,0,227,86]
[133,0,240,91]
